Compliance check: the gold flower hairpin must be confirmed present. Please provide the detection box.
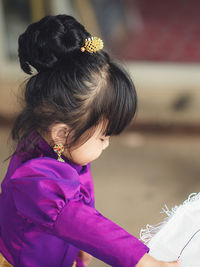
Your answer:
[81,36,104,53]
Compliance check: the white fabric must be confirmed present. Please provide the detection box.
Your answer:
[140,193,200,267]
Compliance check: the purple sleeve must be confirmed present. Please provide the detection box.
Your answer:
[10,159,149,266]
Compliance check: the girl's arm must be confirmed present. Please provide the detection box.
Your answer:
[11,175,179,267]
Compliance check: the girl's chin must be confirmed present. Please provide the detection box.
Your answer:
[70,159,89,166]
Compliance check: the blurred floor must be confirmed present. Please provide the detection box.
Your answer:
[1,126,200,266]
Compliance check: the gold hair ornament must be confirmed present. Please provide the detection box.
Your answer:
[81,37,104,53]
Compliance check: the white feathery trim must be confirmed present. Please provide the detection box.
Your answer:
[140,192,200,244]
[140,222,165,244]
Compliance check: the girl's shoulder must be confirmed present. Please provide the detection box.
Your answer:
[10,156,80,181]
[6,157,85,227]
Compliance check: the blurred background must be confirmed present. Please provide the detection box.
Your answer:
[0,0,200,266]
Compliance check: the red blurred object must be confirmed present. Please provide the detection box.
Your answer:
[115,0,200,62]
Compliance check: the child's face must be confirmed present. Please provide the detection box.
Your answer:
[63,123,110,166]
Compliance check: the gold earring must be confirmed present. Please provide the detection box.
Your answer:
[53,144,65,162]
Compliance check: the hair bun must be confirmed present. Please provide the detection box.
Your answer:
[18,15,90,74]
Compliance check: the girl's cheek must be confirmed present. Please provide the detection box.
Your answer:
[93,146,103,160]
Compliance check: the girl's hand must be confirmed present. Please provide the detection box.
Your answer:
[78,250,93,266]
[136,253,179,267]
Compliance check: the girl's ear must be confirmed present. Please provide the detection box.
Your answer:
[50,123,70,145]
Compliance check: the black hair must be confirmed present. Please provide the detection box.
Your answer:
[10,14,137,159]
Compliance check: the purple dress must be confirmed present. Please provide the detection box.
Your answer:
[0,131,149,267]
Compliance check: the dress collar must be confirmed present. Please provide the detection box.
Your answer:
[25,130,85,175]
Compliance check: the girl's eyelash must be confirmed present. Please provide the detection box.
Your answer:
[100,136,110,141]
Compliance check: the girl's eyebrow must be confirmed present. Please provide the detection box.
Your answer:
[100,135,110,139]
[100,131,108,137]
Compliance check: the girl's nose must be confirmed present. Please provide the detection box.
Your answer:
[103,139,109,150]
